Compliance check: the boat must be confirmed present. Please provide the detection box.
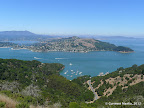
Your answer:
[69,63,72,65]
[34,57,42,59]
[64,70,68,74]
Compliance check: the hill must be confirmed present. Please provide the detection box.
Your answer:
[72,64,144,108]
[29,36,134,53]
[0,59,93,108]
[0,31,54,41]
[0,59,144,107]
[0,31,35,36]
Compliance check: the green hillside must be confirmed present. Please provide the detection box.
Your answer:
[0,59,143,108]
[71,64,144,108]
[0,59,93,108]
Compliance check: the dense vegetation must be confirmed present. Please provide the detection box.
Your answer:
[85,64,144,108]
[0,59,143,108]
[68,64,144,108]
[0,59,64,88]
[113,46,134,52]
[65,82,144,108]
[0,59,93,108]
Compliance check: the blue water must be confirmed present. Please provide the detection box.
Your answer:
[0,39,144,80]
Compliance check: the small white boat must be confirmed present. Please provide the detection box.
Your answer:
[34,57,42,59]
[64,70,68,74]
[69,63,72,65]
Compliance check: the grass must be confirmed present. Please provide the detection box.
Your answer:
[0,94,60,108]
[0,94,17,108]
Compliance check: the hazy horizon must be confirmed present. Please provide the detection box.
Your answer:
[0,30,144,38]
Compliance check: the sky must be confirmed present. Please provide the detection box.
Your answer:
[0,0,144,37]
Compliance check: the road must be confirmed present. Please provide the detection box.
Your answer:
[87,80,98,101]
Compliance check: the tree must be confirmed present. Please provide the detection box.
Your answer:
[132,64,137,68]
[69,102,80,108]
[117,67,124,71]
[142,70,144,75]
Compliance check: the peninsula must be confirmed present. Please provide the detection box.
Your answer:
[0,35,134,53]
[28,36,134,53]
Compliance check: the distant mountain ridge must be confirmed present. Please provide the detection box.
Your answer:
[78,35,137,40]
[0,31,36,36]
[0,31,55,41]
[0,30,142,41]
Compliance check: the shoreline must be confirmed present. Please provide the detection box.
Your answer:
[0,47,10,48]
[118,51,134,53]
[29,49,135,53]
[0,46,134,53]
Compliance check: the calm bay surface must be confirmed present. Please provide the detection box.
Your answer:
[0,39,144,80]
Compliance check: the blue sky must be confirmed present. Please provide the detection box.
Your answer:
[0,0,144,37]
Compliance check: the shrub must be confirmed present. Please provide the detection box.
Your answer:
[16,103,29,108]
[121,78,123,81]
[127,80,132,85]
[130,74,133,78]
[125,77,129,80]
[69,102,80,108]
[117,82,120,85]
[141,75,143,79]
[0,101,6,108]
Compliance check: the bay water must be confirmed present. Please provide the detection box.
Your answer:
[0,38,144,80]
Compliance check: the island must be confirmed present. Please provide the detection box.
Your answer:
[28,36,134,53]
[0,36,134,53]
